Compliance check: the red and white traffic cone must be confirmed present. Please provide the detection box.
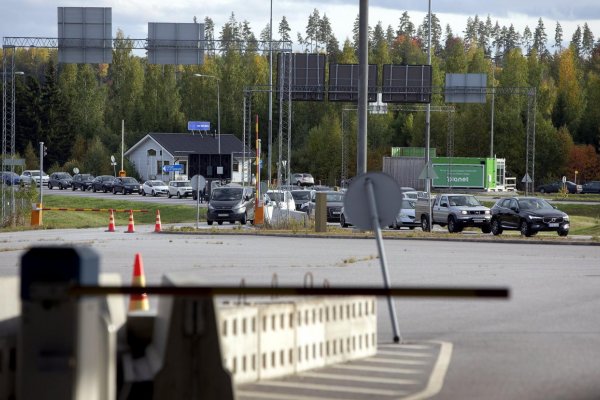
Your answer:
[128,253,149,311]
[154,209,162,233]
[125,210,135,233]
[106,209,116,232]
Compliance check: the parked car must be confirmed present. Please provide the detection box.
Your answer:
[290,189,315,211]
[415,193,491,233]
[47,172,73,190]
[20,170,49,186]
[71,174,95,191]
[301,190,345,222]
[1,171,21,186]
[91,175,116,193]
[391,198,419,229]
[141,180,169,196]
[290,173,315,187]
[581,181,600,194]
[339,206,352,228]
[490,197,570,237]
[536,181,582,194]
[112,177,140,195]
[265,189,296,211]
[206,186,255,225]
[168,180,193,198]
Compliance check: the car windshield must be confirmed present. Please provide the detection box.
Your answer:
[81,174,92,179]
[56,173,70,179]
[267,192,285,202]
[518,198,554,210]
[326,193,344,202]
[173,181,190,187]
[449,195,481,207]
[123,178,137,184]
[149,181,165,186]
[212,188,243,201]
[401,199,416,209]
[291,191,312,201]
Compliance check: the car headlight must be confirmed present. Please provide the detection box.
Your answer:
[208,204,215,211]
[528,215,542,220]
[563,215,569,221]
[461,210,467,215]
[484,210,490,215]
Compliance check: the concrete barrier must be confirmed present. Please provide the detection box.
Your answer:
[218,296,377,384]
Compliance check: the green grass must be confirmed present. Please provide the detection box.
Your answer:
[38,195,201,229]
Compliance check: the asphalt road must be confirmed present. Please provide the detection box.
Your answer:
[0,228,599,399]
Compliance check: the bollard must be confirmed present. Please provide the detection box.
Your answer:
[314,192,327,232]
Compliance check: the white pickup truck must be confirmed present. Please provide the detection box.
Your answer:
[415,193,492,233]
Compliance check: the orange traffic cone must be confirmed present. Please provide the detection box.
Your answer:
[129,253,149,311]
[154,209,162,232]
[106,209,116,232]
[125,210,135,233]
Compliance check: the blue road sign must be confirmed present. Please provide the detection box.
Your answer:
[188,121,210,131]
[163,164,185,173]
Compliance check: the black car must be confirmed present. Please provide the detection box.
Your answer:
[47,172,72,190]
[71,174,95,191]
[490,197,570,237]
[112,177,140,195]
[581,181,600,194]
[536,181,582,194]
[91,175,116,192]
[301,190,345,222]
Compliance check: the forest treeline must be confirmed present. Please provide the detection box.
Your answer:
[1,10,600,185]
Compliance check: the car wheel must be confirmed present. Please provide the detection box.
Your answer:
[240,213,247,225]
[520,220,533,237]
[113,188,117,195]
[218,221,223,225]
[448,216,460,233]
[152,190,156,197]
[72,186,76,191]
[558,229,569,237]
[421,215,430,232]
[393,221,400,230]
[168,193,172,198]
[93,187,97,192]
[142,191,146,196]
[48,183,52,190]
[340,214,348,228]
[409,226,415,230]
[491,219,503,235]
[122,188,126,195]
[178,192,182,199]
[539,188,545,193]
[481,223,492,234]
[104,188,108,193]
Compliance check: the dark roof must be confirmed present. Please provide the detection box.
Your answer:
[133,133,251,156]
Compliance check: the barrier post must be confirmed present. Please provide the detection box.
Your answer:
[30,203,42,226]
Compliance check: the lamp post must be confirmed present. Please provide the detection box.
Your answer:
[193,74,221,155]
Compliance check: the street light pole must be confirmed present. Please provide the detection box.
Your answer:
[193,74,221,154]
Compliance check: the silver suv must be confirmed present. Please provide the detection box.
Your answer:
[168,180,193,198]
[20,170,49,186]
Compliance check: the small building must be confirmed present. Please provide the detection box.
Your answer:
[124,133,253,183]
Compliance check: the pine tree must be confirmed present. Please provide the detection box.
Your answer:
[278,16,291,43]
[397,11,415,38]
[582,23,594,59]
[554,21,563,51]
[522,26,532,54]
[533,18,547,57]
[571,25,582,58]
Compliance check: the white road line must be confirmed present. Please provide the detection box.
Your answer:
[300,371,420,385]
[237,390,340,400]
[251,380,406,396]
[360,358,428,366]
[331,364,422,374]
[376,351,433,358]
[379,344,433,350]
[400,341,454,400]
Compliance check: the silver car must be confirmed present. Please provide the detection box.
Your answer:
[20,170,49,186]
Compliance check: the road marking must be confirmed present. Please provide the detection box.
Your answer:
[331,364,422,374]
[376,351,434,358]
[237,390,337,400]
[360,357,428,366]
[379,344,433,350]
[299,371,420,385]
[400,341,453,400]
[250,380,406,396]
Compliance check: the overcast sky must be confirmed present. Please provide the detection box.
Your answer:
[2,1,600,49]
